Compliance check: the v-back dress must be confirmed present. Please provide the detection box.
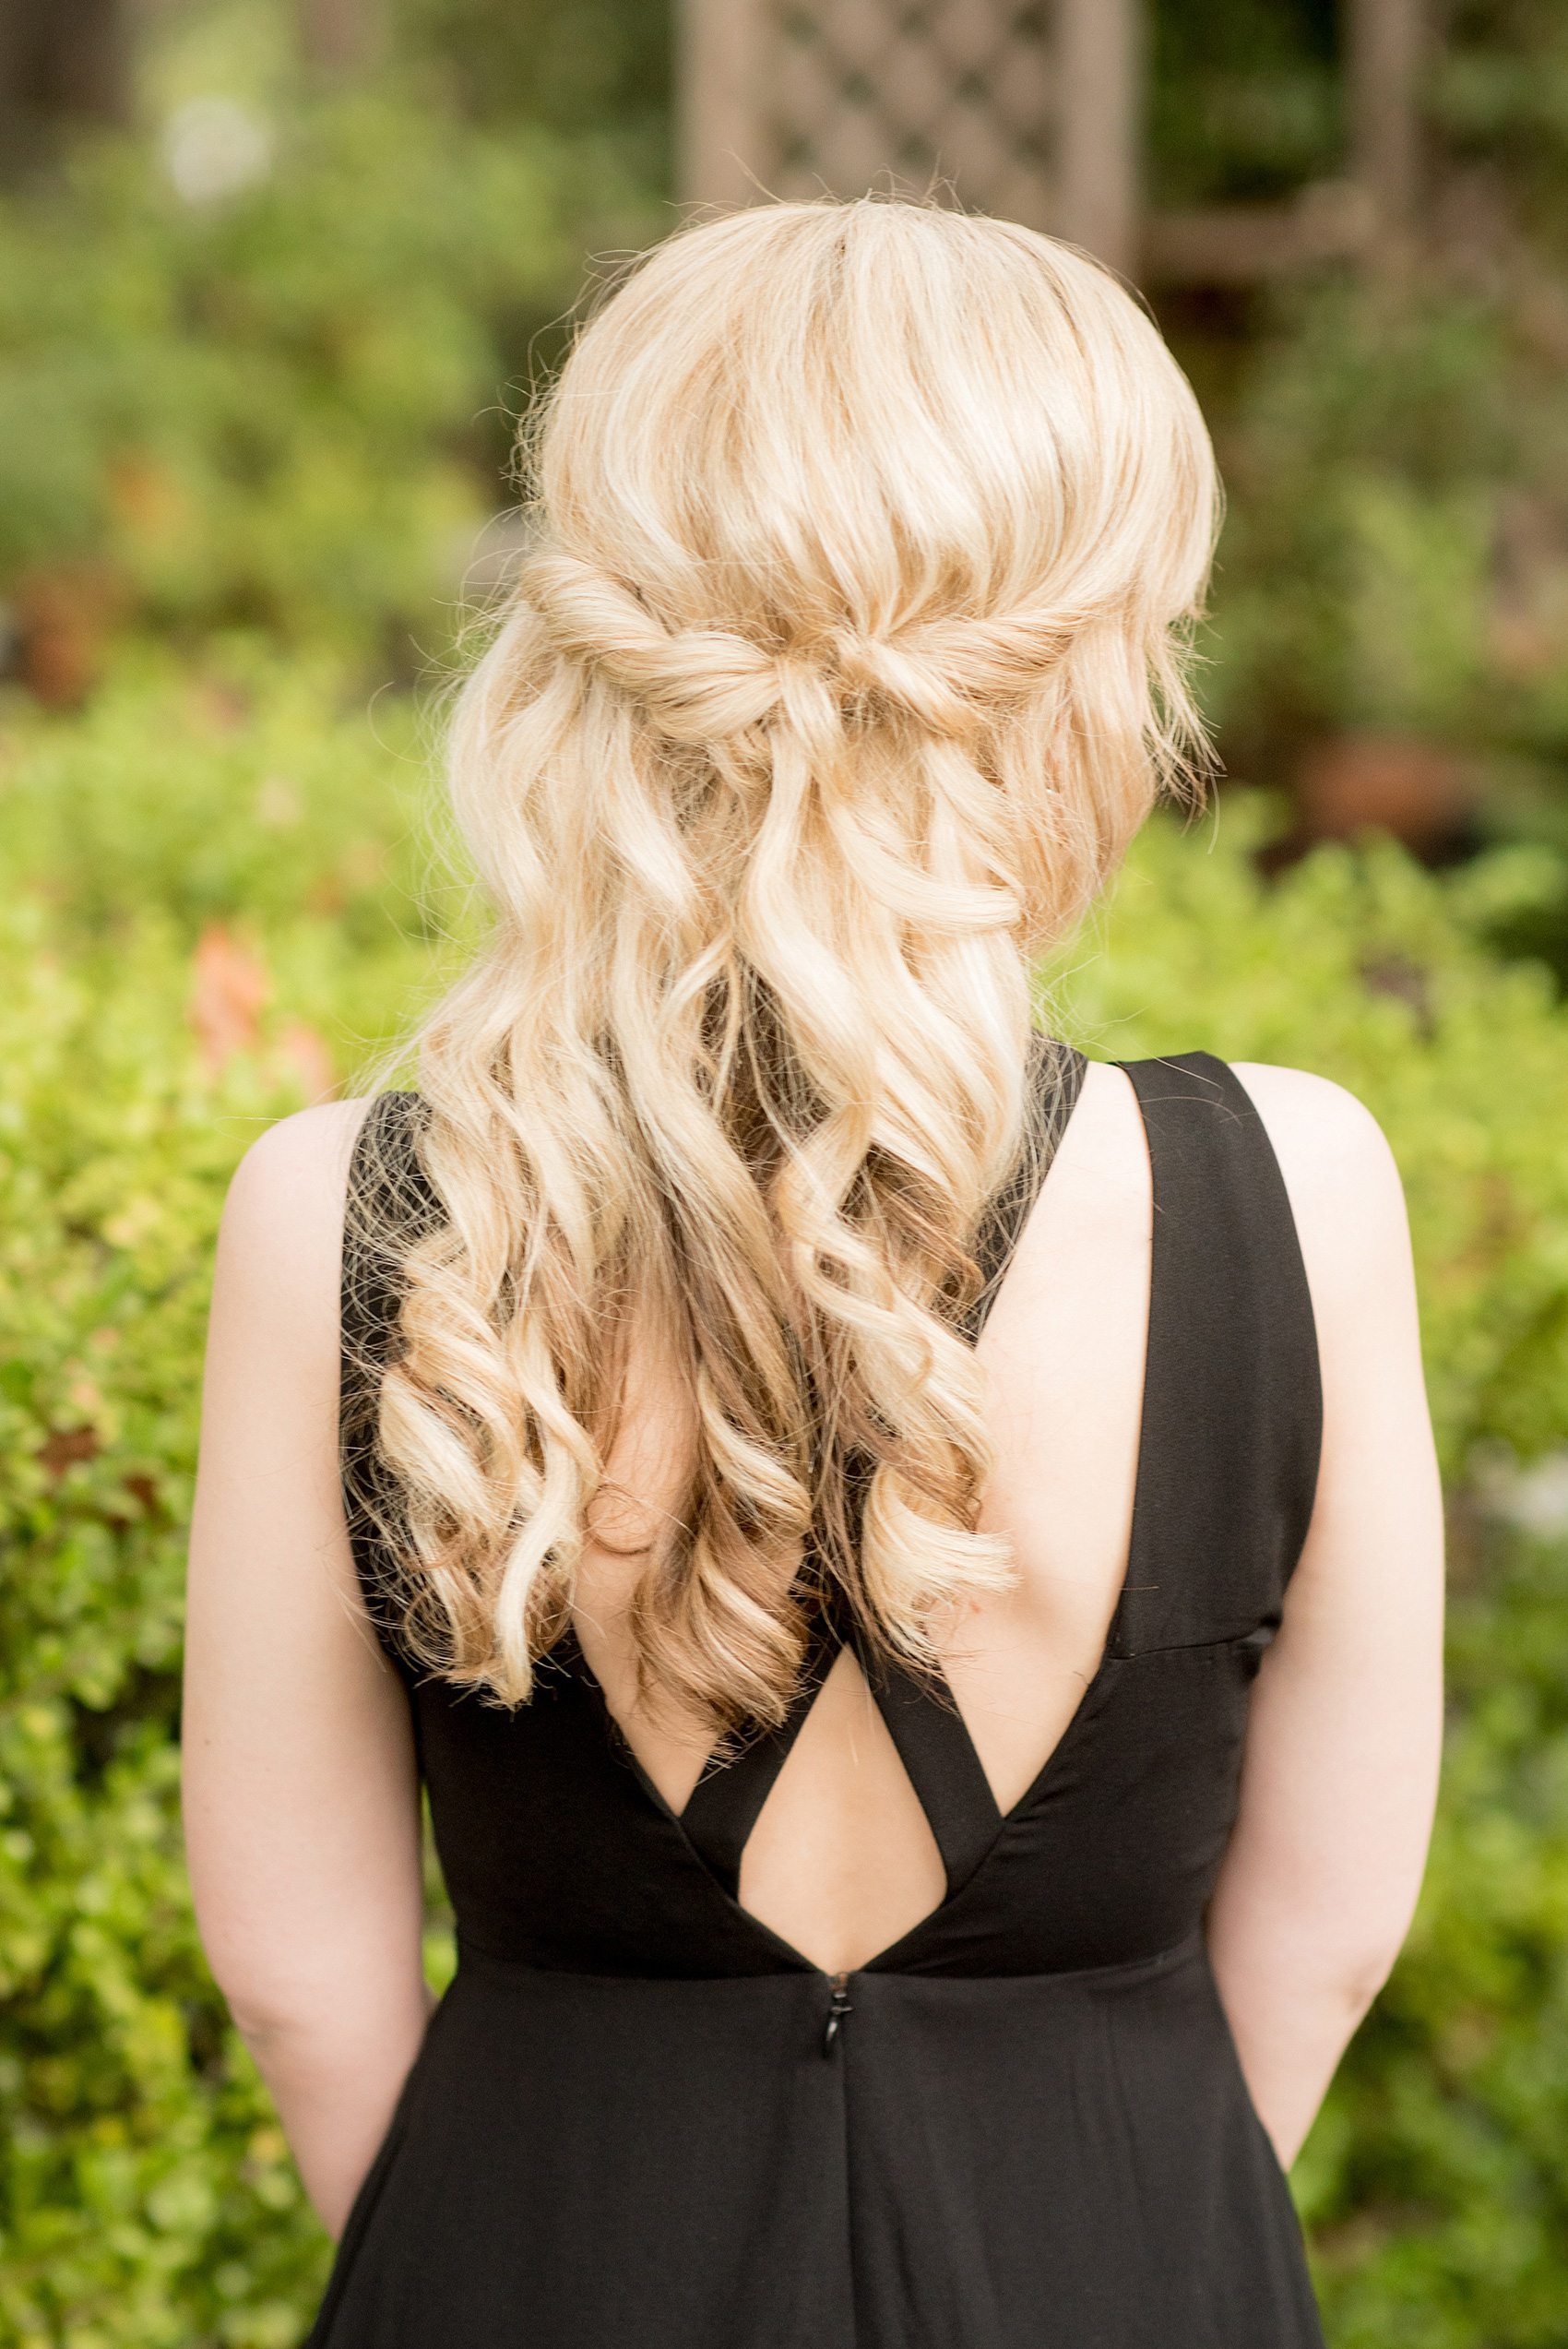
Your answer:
[315,1047,1327,2349]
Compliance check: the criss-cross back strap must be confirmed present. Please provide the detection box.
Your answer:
[678,1612,844,1897]
[854,1036,1087,1890]
[855,1641,1004,1894]
[347,1049,1088,1904]
[679,1601,1006,1904]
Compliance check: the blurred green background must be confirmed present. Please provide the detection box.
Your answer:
[6,2,1568,2342]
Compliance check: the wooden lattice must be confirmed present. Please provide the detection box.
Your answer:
[682,0,1424,287]
[765,1,1053,229]
[682,0,1140,272]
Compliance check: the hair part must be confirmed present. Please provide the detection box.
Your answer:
[365,197,1219,1730]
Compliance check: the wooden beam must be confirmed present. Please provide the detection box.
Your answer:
[1145,209,1318,286]
[678,0,769,210]
[1144,181,1376,284]
[1052,0,1142,280]
[1348,0,1423,258]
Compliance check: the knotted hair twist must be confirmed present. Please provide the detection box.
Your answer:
[522,548,1092,749]
[523,552,786,745]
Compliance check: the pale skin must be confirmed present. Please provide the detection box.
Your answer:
[183,1057,1444,2238]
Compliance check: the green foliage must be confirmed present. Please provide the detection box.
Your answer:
[0,87,650,660]
[0,650,456,1063]
[0,907,330,2343]
[4,681,1568,2334]
[0,656,454,2341]
[1205,278,1568,769]
[1306,1525,1568,2345]
[1148,0,1340,209]
[1189,0,1568,874]
[1431,1,1568,233]
[396,0,671,148]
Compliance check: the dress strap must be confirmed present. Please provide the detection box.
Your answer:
[953,1035,1087,1346]
[340,1090,439,1664]
[860,1647,1003,1894]
[1111,1054,1323,1656]
[677,1616,842,1898]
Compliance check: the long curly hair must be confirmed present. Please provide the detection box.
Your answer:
[363,198,1218,1730]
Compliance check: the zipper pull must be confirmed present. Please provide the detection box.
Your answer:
[823,1972,853,2057]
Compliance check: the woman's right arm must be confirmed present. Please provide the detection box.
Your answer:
[1205,1066,1445,2170]
[183,1103,433,2238]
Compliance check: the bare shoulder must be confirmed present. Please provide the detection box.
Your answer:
[1230,1059,1390,1158]
[1050,1057,1151,1208]
[1228,1062,1410,1294]
[216,1098,378,1328]
[1229,1062,1398,1198]
[224,1097,374,1230]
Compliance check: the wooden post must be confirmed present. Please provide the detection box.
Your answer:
[0,0,131,142]
[678,0,768,209]
[1348,0,1423,260]
[1053,0,1142,279]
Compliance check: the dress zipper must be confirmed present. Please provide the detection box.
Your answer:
[823,1971,853,2057]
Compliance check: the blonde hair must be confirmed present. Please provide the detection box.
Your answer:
[368,198,1218,1728]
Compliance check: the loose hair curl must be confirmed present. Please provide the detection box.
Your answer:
[367,199,1219,1729]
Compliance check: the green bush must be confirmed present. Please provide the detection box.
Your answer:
[4,677,1568,2337]
[1311,1525,1568,2345]
[1205,277,1568,780]
[0,654,451,2343]
[1158,3,1568,971]
[0,89,650,662]
[0,901,331,2346]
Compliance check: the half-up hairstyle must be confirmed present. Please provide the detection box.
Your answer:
[363,198,1219,1729]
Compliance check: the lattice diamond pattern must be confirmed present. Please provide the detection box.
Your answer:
[766,2,1054,230]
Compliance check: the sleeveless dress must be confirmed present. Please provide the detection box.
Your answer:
[315,1048,1326,2349]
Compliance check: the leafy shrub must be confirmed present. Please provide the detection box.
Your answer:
[0,904,331,2345]
[6,672,1568,2339]
[1155,3,1568,978]
[0,89,649,665]
[399,0,671,148]
[1205,278,1568,781]
[0,657,459,2342]
[1148,0,1341,210]
[1309,1523,1568,2346]
[0,649,457,1054]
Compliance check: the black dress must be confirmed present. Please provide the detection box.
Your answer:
[314,1049,1327,2349]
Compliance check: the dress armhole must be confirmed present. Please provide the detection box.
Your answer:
[1111,1053,1324,1657]
[339,1091,435,1671]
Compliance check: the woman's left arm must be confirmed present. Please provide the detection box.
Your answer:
[184,1101,432,2239]
[1205,1064,1445,2171]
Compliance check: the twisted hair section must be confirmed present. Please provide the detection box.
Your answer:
[361,198,1219,1728]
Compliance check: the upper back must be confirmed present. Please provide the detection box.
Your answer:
[340,1047,1320,1977]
